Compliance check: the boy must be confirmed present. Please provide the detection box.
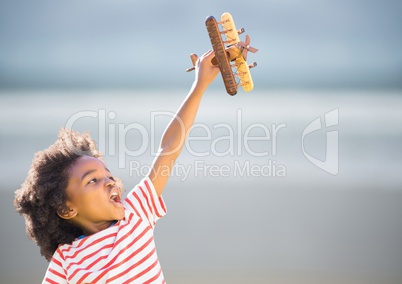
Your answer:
[14,50,220,283]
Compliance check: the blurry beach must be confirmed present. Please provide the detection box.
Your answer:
[1,89,401,283]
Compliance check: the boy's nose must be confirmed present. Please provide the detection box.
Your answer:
[105,177,116,187]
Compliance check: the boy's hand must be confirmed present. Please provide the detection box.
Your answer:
[193,50,220,89]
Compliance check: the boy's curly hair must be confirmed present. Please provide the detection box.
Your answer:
[14,128,103,261]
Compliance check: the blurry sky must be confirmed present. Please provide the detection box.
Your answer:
[1,0,402,89]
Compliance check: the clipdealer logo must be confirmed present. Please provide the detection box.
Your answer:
[302,108,339,175]
[65,109,288,179]
[65,108,339,179]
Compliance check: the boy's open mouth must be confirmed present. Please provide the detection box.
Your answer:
[110,191,122,203]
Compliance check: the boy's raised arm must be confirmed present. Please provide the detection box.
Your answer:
[148,50,220,196]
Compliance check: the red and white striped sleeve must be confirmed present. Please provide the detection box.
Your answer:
[42,248,67,284]
[124,176,167,228]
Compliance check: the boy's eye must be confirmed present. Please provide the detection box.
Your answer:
[109,176,115,182]
[88,178,97,184]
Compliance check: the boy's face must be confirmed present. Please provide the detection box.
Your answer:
[62,156,124,235]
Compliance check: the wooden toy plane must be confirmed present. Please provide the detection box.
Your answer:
[186,12,258,95]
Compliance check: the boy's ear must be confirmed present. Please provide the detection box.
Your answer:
[57,205,77,220]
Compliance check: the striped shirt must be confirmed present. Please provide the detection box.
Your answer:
[42,177,167,284]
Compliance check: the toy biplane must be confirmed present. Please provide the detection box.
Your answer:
[186,12,258,95]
